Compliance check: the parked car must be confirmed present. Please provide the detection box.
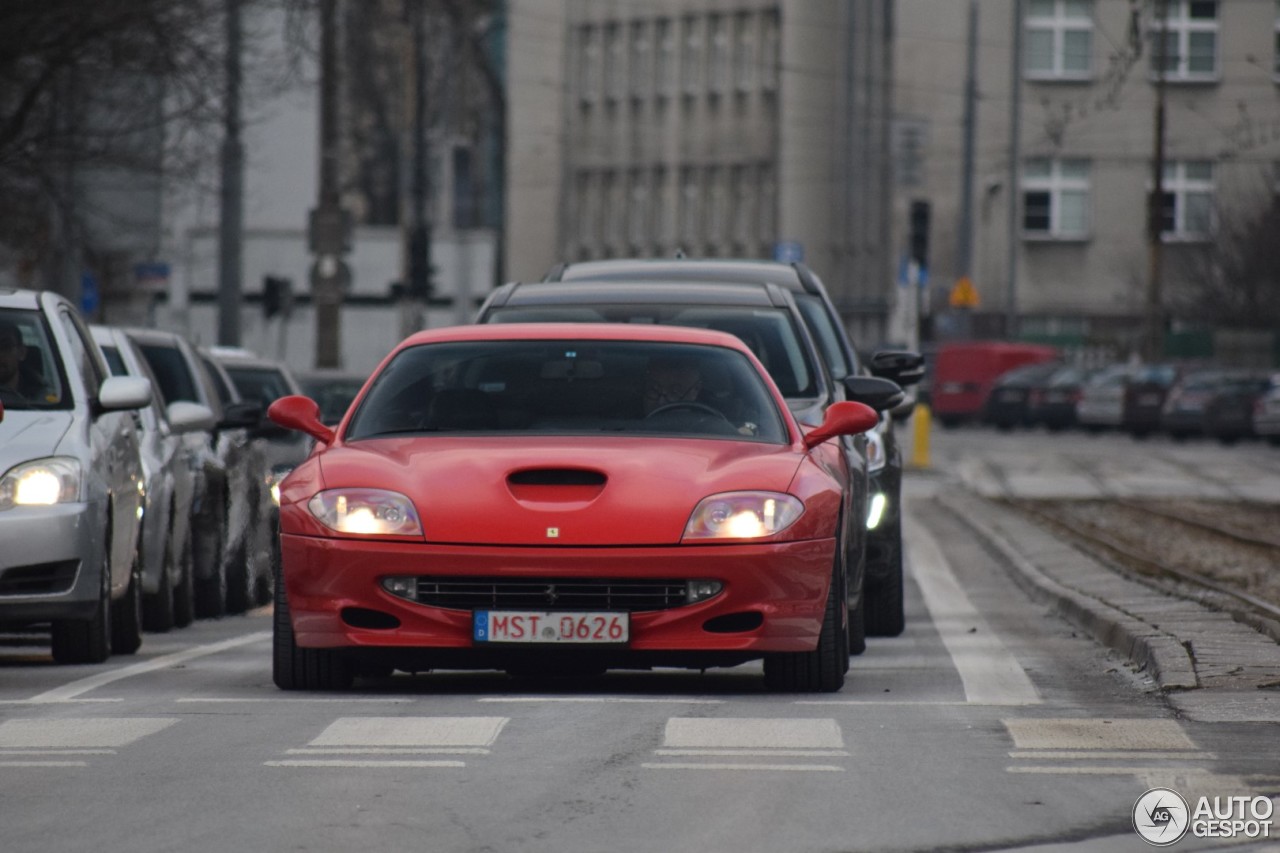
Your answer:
[1075,363,1139,432]
[931,341,1058,428]
[268,323,880,691]
[126,329,268,617]
[1252,374,1280,445]
[1159,368,1228,440]
[92,325,215,631]
[0,290,152,663]
[1123,363,1192,438]
[296,369,368,426]
[538,257,925,639]
[983,360,1063,430]
[207,347,312,573]
[1202,372,1274,445]
[1027,364,1095,431]
[477,278,907,654]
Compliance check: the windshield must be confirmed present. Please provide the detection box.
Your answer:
[345,340,787,443]
[224,365,293,408]
[487,304,818,399]
[0,308,71,410]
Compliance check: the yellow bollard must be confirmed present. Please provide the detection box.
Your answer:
[910,402,931,469]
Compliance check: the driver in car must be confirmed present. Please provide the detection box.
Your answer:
[0,318,44,402]
[642,356,703,415]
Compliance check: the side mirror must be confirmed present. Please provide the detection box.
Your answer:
[167,401,217,435]
[97,376,153,413]
[268,395,335,446]
[843,375,905,412]
[869,350,925,387]
[803,400,879,450]
[218,399,263,431]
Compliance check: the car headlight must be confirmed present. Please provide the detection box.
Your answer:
[682,491,804,541]
[0,457,82,511]
[307,488,423,537]
[865,426,886,473]
[265,465,294,507]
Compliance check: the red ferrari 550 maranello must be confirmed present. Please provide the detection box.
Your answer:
[268,323,878,692]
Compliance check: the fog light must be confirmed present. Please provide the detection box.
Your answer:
[686,579,723,603]
[381,576,418,599]
[866,493,887,531]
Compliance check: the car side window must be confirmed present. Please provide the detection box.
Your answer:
[58,309,107,397]
[794,295,851,380]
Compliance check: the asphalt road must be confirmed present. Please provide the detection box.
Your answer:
[2,428,1278,852]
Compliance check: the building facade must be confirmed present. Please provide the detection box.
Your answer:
[506,0,897,346]
[895,0,1280,359]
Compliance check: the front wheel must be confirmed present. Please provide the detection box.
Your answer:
[273,566,353,691]
[110,553,144,655]
[763,566,846,693]
[51,550,112,664]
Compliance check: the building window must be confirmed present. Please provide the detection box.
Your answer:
[629,22,651,100]
[605,23,625,102]
[575,172,597,249]
[1021,158,1091,239]
[1149,0,1219,82]
[1157,160,1214,240]
[1025,0,1093,80]
[681,16,703,97]
[760,11,779,92]
[579,26,600,103]
[757,163,777,245]
[708,14,730,95]
[656,18,676,99]
[627,169,648,249]
[734,14,756,92]
[653,167,672,249]
[707,166,728,247]
[679,166,701,250]
[731,165,754,248]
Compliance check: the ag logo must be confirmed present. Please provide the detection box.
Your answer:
[1133,787,1190,846]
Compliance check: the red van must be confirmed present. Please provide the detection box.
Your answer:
[930,341,1059,427]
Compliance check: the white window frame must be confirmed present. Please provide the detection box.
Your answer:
[1149,0,1220,83]
[629,22,651,100]
[1021,157,1092,240]
[708,14,730,95]
[579,26,600,104]
[605,23,625,102]
[1024,0,1094,81]
[681,16,703,97]
[734,13,756,93]
[760,11,779,93]
[655,18,676,99]
[627,169,648,249]
[1156,160,1214,241]
[679,166,701,250]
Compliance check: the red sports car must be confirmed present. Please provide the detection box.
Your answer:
[268,323,878,692]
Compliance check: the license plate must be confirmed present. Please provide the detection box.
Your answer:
[474,611,629,644]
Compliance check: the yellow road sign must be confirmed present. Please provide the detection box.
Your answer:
[949,276,980,308]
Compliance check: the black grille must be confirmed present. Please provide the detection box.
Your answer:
[0,560,80,595]
[410,577,687,612]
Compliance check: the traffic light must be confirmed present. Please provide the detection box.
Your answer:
[263,275,291,318]
[909,200,931,268]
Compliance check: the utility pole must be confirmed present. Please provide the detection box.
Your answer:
[400,0,431,340]
[218,0,244,346]
[1005,0,1023,340]
[310,0,352,368]
[955,0,979,338]
[1143,0,1169,363]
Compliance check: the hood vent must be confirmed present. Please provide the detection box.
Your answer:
[508,468,607,487]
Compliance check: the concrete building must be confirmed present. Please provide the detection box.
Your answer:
[894,0,1280,360]
[506,0,897,346]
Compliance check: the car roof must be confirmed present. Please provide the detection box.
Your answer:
[496,279,793,309]
[398,321,757,352]
[0,288,43,310]
[547,259,809,292]
[205,346,294,374]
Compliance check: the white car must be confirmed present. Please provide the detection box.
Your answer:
[0,289,152,663]
[1076,363,1138,432]
[92,325,215,631]
[1251,374,1280,445]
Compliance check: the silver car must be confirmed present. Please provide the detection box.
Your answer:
[0,289,152,663]
[92,325,215,631]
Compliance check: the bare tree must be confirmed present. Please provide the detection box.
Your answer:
[1172,198,1280,331]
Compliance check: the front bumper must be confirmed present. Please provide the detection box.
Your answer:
[865,466,901,579]
[0,502,106,625]
[281,533,837,660]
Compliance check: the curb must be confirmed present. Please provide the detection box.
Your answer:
[930,490,1200,691]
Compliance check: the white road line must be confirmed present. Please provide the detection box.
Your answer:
[310,716,508,748]
[1009,750,1215,761]
[795,700,982,706]
[641,763,844,772]
[286,747,490,755]
[904,515,1042,706]
[0,761,89,768]
[264,759,466,769]
[0,717,178,748]
[1007,766,1189,775]
[0,699,122,705]
[25,632,270,703]
[654,749,850,757]
[176,697,414,704]
[0,749,116,755]
[477,697,724,705]
[663,717,843,750]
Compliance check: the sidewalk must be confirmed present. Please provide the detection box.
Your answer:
[904,471,1280,724]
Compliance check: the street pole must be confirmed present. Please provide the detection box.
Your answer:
[400,0,431,340]
[1005,0,1023,340]
[311,0,351,369]
[218,0,244,347]
[956,0,979,339]
[1143,0,1169,363]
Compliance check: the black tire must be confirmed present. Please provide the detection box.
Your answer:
[111,552,144,655]
[224,533,252,615]
[273,566,353,690]
[763,563,846,693]
[143,519,177,632]
[193,490,226,619]
[866,520,906,637]
[172,530,196,628]
[847,585,866,656]
[51,550,112,664]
